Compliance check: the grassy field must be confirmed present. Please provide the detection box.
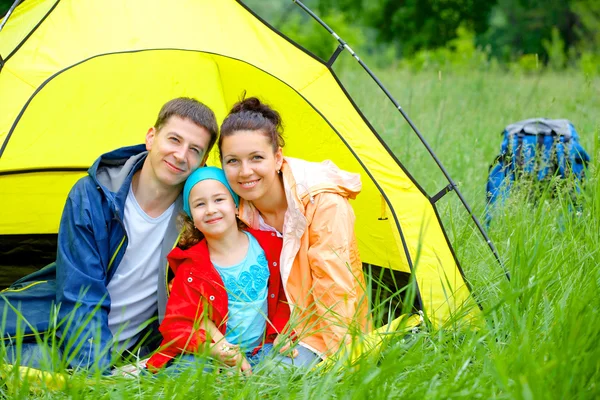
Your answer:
[2,68,599,399]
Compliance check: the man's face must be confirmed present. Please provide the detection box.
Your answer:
[145,116,212,187]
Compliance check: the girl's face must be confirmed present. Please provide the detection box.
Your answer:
[189,179,238,238]
[220,130,283,203]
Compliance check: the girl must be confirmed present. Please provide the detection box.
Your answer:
[146,167,293,373]
[218,97,371,366]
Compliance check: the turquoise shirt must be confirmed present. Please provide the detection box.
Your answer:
[214,231,270,350]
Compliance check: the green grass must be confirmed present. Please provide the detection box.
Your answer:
[2,68,599,399]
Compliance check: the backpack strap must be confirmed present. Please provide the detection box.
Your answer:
[515,131,525,177]
[556,135,569,178]
[534,133,545,178]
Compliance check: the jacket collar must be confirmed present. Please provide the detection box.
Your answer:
[89,144,148,216]
[238,157,362,228]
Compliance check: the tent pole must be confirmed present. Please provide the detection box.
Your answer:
[0,0,22,34]
[292,0,508,280]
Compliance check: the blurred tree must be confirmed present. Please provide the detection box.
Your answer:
[478,0,580,62]
[1,0,15,19]
[314,0,497,56]
[314,0,599,66]
[572,0,600,52]
[372,0,496,56]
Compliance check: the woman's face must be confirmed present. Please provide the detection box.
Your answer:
[220,130,283,203]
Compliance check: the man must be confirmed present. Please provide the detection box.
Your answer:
[2,97,218,372]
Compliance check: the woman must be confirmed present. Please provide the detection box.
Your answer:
[218,97,370,366]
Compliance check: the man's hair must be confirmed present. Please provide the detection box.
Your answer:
[154,97,219,154]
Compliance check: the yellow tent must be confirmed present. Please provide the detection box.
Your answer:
[0,0,491,331]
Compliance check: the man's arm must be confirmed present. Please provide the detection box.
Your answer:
[55,180,115,372]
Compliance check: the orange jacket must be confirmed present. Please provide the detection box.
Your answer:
[238,157,370,357]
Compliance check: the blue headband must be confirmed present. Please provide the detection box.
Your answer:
[183,166,239,217]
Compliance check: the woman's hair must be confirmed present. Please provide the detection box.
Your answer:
[219,96,285,156]
[177,212,248,250]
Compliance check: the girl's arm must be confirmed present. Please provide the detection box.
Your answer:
[156,287,210,357]
[204,318,252,373]
[152,273,251,372]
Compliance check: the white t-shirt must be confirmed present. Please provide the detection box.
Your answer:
[107,185,174,350]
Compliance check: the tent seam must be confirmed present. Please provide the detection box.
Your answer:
[211,54,229,122]
[295,67,331,93]
[4,0,62,62]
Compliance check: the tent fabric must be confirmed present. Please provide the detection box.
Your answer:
[0,0,479,327]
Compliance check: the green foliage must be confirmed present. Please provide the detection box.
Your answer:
[401,25,494,72]
[514,53,541,73]
[542,27,568,70]
[572,0,600,52]
[372,0,495,57]
[479,0,576,64]
[579,52,600,76]
[0,0,13,18]
[314,0,495,57]
[310,0,599,70]
[278,10,365,62]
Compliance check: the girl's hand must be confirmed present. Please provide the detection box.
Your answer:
[240,357,252,376]
[210,341,240,365]
[273,334,298,358]
[210,341,253,375]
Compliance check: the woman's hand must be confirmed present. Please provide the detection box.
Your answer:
[273,334,299,358]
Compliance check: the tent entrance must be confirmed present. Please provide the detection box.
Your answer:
[366,264,421,327]
[0,234,56,289]
[1,48,409,275]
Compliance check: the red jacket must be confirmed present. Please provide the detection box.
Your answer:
[147,229,290,370]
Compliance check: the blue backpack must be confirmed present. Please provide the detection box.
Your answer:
[486,118,590,221]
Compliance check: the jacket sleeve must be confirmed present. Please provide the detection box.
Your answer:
[155,265,210,356]
[305,192,366,354]
[55,181,114,372]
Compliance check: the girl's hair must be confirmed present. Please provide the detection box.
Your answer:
[177,212,248,250]
[177,213,204,250]
[219,96,285,156]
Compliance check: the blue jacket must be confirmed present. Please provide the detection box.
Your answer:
[0,145,179,371]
